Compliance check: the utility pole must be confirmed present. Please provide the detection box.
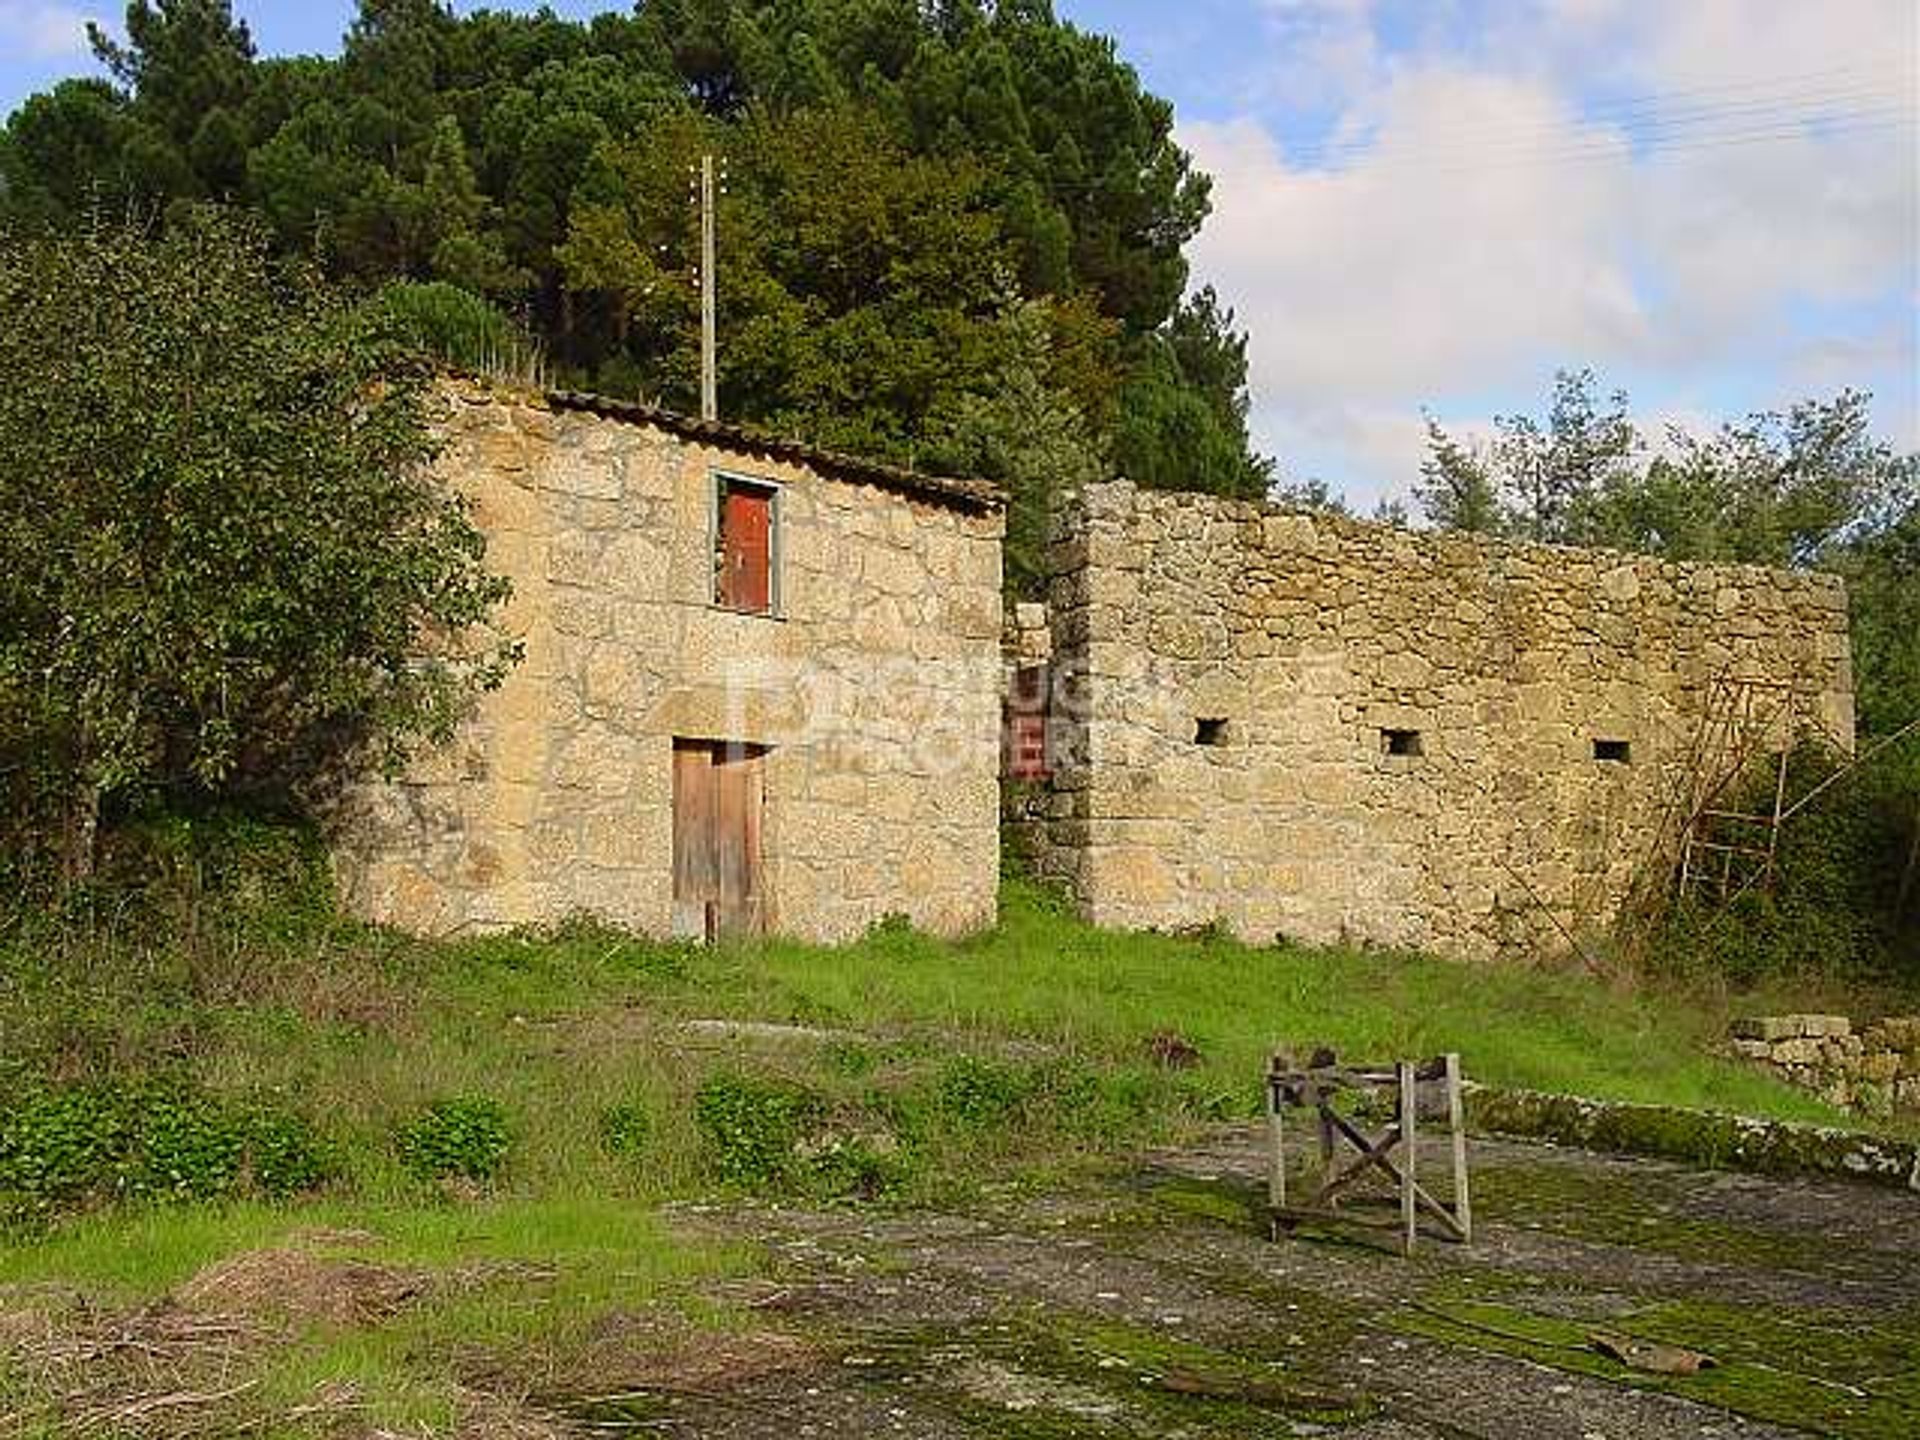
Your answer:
[699,152,718,421]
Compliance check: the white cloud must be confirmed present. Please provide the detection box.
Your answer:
[0,1,95,60]
[1185,0,1920,505]
[1242,0,1384,116]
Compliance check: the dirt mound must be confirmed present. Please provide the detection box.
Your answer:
[558,1311,817,1395]
[173,1246,424,1326]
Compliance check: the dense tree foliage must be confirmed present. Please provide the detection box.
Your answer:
[1416,371,1908,571]
[0,211,516,880]
[3,0,1272,583]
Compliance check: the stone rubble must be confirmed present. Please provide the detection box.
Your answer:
[1730,1014,1920,1116]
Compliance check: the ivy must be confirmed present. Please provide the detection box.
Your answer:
[0,1079,332,1229]
[395,1097,514,1184]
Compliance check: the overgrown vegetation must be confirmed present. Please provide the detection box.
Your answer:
[376,277,547,385]
[0,1078,330,1229]
[0,211,517,887]
[0,816,1879,1243]
[1637,745,1919,984]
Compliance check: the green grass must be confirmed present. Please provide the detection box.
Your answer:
[712,882,1849,1121]
[2,874,1860,1227]
[0,1195,751,1435]
[0,872,1885,1434]
[0,1194,739,1298]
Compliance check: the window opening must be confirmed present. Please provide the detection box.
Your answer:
[715,476,776,613]
[1381,728,1423,758]
[1194,717,1230,747]
[1593,738,1632,763]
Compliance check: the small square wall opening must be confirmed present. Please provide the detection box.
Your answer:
[1593,738,1632,764]
[1381,728,1423,758]
[1194,717,1230,747]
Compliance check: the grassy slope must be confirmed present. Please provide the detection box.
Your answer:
[3,876,1853,1217]
[0,877,1871,1433]
[737,883,1844,1119]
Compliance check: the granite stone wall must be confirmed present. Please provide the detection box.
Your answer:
[1027,480,1854,960]
[333,383,1005,942]
[1731,1015,1920,1117]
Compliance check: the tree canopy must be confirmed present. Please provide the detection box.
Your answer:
[1416,370,1910,573]
[0,210,516,879]
[3,0,1273,583]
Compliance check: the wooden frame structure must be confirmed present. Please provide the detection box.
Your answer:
[1265,1050,1471,1256]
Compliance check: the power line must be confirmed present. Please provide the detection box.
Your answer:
[1284,82,1914,169]
[1404,110,1915,176]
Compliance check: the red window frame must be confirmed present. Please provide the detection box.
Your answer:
[715,476,777,614]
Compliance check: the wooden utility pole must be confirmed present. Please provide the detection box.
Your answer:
[699,152,718,421]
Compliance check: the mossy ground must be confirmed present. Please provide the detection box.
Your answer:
[6,876,1917,1434]
[4,1126,1916,1436]
[715,1130,1919,1438]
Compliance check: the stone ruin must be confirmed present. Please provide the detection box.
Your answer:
[1013,480,1855,961]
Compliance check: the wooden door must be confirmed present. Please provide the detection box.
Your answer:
[672,739,766,939]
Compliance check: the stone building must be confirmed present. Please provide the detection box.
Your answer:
[1018,480,1854,960]
[335,383,1005,942]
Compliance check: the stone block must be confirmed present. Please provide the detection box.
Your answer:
[1857,1051,1900,1084]
[1730,1015,1801,1041]
[541,448,623,501]
[1866,1017,1920,1050]
[1770,1037,1821,1066]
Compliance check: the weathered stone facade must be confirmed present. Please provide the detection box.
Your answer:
[334,384,1005,942]
[1027,480,1854,960]
[1730,1015,1920,1116]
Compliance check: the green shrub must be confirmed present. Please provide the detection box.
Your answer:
[798,1134,909,1201]
[0,1087,129,1221]
[935,1056,1032,1126]
[99,810,336,935]
[135,1086,249,1200]
[247,1110,335,1197]
[0,1081,331,1226]
[1640,742,1919,983]
[598,1102,652,1159]
[693,1072,821,1189]
[396,1097,513,1183]
[0,215,517,881]
[377,280,545,385]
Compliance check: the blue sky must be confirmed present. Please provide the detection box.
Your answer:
[3,0,1915,506]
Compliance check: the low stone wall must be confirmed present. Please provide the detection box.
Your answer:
[1466,1084,1920,1191]
[1730,1015,1920,1116]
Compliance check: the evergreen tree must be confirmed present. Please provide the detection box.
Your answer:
[6,0,1271,488]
